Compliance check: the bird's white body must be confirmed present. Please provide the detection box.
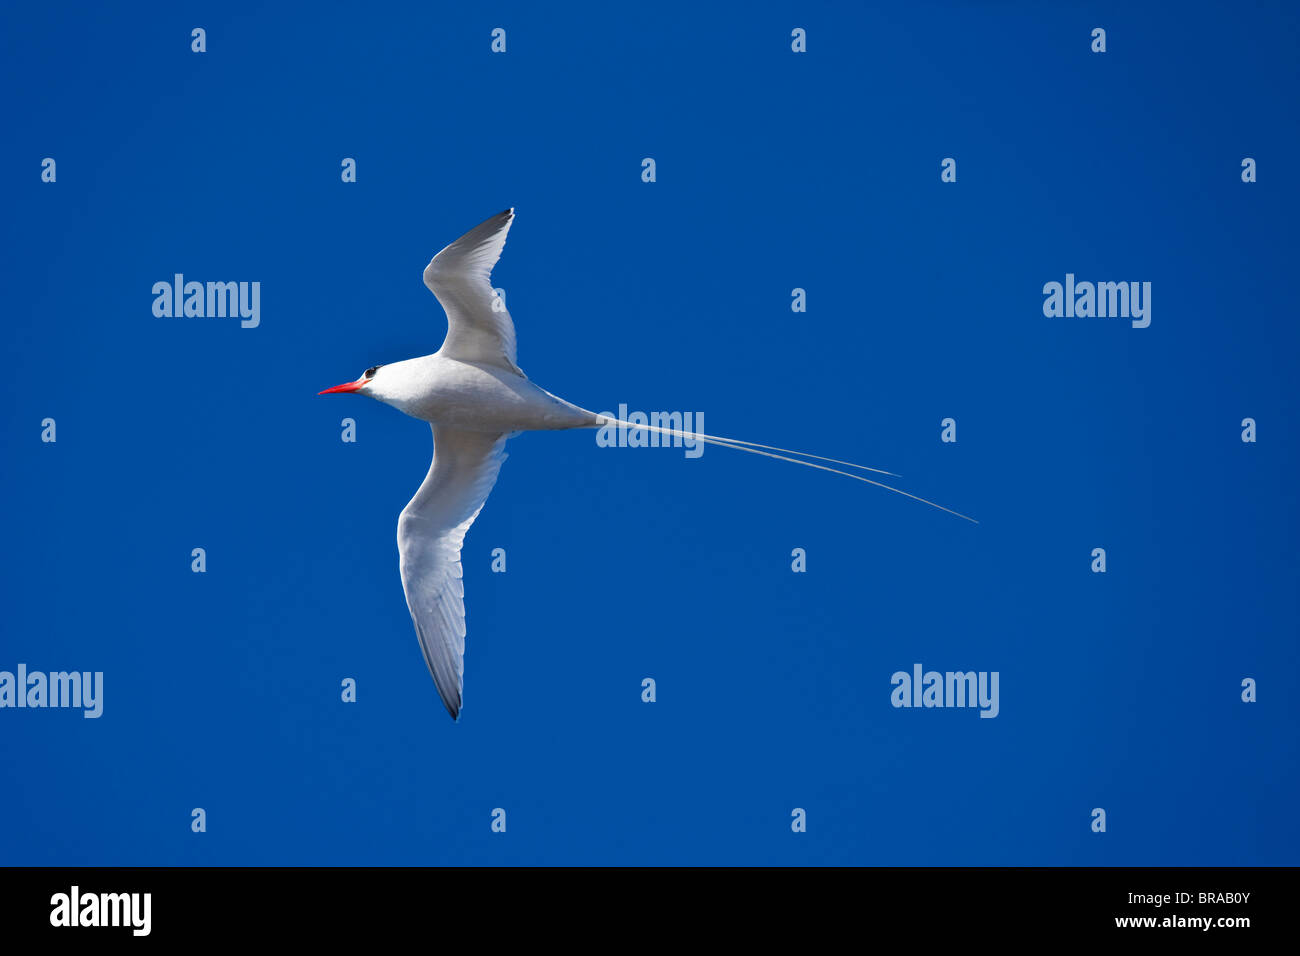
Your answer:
[320,208,971,721]
[320,208,611,720]
[367,354,598,433]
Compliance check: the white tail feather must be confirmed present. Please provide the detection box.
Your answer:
[674,435,899,476]
[596,416,977,524]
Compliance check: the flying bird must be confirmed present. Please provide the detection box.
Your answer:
[320,209,973,719]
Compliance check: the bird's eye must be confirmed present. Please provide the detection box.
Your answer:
[364,366,379,378]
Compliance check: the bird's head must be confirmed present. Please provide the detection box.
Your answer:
[318,364,385,398]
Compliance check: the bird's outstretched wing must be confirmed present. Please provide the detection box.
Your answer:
[423,208,524,375]
[397,425,509,719]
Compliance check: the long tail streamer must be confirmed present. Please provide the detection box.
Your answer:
[596,416,977,524]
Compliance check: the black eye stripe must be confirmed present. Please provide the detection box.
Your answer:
[364,366,381,378]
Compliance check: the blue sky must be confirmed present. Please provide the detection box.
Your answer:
[2,1,1297,865]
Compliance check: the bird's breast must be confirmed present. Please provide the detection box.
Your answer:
[402,358,592,433]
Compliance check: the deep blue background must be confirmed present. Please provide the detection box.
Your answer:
[2,1,1296,865]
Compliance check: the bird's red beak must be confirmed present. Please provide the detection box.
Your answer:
[318,378,366,395]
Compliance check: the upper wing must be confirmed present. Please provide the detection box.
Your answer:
[397,425,509,719]
[423,208,524,375]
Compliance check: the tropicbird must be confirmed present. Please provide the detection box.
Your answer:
[320,209,973,719]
